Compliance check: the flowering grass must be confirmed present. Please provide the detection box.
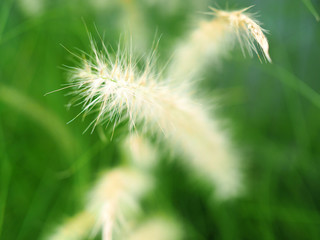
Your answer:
[1,1,320,240]
[65,37,243,199]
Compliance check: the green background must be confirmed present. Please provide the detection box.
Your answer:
[0,0,320,239]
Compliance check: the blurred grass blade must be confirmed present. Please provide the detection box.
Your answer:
[0,125,12,238]
[15,170,57,240]
[0,156,11,239]
[1,19,37,45]
[1,8,64,44]
[0,84,78,158]
[302,0,320,21]
[266,65,320,110]
[0,0,14,41]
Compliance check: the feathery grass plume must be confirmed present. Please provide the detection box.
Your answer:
[48,167,152,240]
[123,133,158,169]
[169,6,271,81]
[88,167,152,240]
[18,0,45,17]
[48,211,95,240]
[128,216,182,240]
[67,39,242,199]
[120,0,151,55]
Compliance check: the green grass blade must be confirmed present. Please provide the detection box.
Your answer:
[265,65,320,110]
[0,84,78,159]
[0,124,12,239]
[0,0,14,41]
[301,0,320,21]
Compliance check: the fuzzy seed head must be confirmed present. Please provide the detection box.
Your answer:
[210,7,271,62]
[88,167,152,240]
[69,40,171,133]
[128,216,182,240]
[48,211,95,240]
[168,6,272,82]
[123,133,158,169]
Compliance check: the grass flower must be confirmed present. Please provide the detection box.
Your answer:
[211,7,271,62]
[48,211,95,240]
[48,167,152,240]
[169,6,271,80]
[88,167,152,240]
[67,39,242,199]
[128,215,182,240]
[123,133,158,169]
[18,0,45,16]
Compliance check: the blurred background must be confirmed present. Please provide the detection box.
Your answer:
[1,0,320,239]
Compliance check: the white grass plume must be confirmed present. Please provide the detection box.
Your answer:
[48,211,95,240]
[18,0,45,16]
[88,167,152,240]
[128,215,182,240]
[123,133,158,169]
[48,167,152,240]
[67,40,242,199]
[169,6,271,80]
[211,7,271,62]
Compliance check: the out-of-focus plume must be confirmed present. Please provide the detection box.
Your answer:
[123,133,158,169]
[18,0,45,16]
[128,215,183,240]
[88,167,152,240]
[48,167,152,240]
[48,211,95,240]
